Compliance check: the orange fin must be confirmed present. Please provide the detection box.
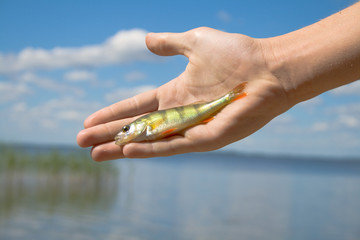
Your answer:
[226,82,248,102]
[162,128,177,136]
[233,92,247,101]
[231,82,247,93]
[202,116,215,123]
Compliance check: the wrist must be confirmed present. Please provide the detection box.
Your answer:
[261,3,360,107]
[258,36,305,108]
[260,34,315,107]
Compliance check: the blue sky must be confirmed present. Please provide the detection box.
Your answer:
[0,0,359,157]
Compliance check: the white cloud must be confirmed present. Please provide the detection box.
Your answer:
[124,71,147,82]
[0,81,32,103]
[55,110,86,121]
[338,115,359,128]
[328,102,360,118]
[105,85,156,102]
[332,103,360,129]
[12,102,27,112]
[311,122,330,132]
[0,97,104,144]
[217,10,231,23]
[9,97,102,130]
[64,70,96,82]
[331,80,360,96]
[19,72,84,96]
[0,29,153,74]
[311,103,360,132]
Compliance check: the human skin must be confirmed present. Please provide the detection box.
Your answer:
[77,2,360,161]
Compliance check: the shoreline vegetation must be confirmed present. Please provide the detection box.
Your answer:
[2,142,360,161]
[1,143,359,239]
[0,143,119,218]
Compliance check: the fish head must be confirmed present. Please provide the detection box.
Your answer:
[115,120,147,145]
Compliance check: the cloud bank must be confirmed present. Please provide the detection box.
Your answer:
[0,29,152,74]
[105,85,156,102]
[331,80,360,95]
[64,70,96,82]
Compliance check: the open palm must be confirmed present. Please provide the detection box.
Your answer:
[77,27,290,160]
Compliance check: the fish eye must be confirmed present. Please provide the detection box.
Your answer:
[122,125,130,132]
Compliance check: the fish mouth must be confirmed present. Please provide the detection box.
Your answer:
[114,134,125,146]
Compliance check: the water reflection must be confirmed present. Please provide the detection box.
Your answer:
[0,146,118,220]
[1,146,360,240]
[112,154,360,240]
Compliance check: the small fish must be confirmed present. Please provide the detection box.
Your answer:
[114,82,247,145]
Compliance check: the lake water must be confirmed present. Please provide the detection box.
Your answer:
[1,149,360,240]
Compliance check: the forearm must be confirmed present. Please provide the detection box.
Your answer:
[264,2,360,106]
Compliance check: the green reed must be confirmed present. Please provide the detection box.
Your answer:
[0,144,119,218]
[0,144,118,176]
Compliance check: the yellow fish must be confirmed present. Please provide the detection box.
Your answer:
[115,82,247,145]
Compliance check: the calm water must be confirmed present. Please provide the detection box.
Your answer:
[1,150,360,240]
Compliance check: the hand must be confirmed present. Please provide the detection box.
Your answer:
[77,27,289,160]
[78,3,360,161]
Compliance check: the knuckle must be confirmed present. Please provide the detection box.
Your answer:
[185,27,213,52]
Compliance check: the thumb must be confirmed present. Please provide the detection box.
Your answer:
[145,32,192,57]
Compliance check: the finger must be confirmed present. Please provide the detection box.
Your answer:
[122,136,197,158]
[121,123,221,158]
[145,31,193,57]
[84,89,158,128]
[89,131,207,160]
[77,118,133,148]
[91,142,125,161]
[88,135,197,161]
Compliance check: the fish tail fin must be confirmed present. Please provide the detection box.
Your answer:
[227,82,248,102]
